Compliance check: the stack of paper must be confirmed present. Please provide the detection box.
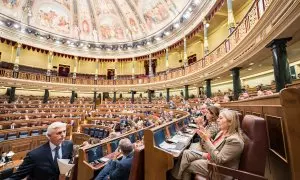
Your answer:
[58,159,75,175]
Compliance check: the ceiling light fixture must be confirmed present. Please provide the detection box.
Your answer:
[248,68,252,71]
[194,0,200,5]
[205,23,210,28]
[13,23,20,29]
[183,11,191,19]
[249,62,254,66]
[174,23,180,29]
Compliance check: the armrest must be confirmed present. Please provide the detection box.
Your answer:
[207,163,267,180]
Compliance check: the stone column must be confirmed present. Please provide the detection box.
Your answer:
[231,67,242,100]
[114,58,118,80]
[72,57,78,84]
[70,90,76,104]
[131,91,135,104]
[148,90,152,103]
[149,53,153,77]
[94,59,99,84]
[183,37,188,67]
[132,57,135,79]
[13,42,22,78]
[43,89,49,103]
[203,20,209,55]
[266,38,292,92]
[184,85,189,100]
[93,91,97,109]
[46,51,53,82]
[166,88,170,102]
[9,87,16,103]
[165,48,169,73]
[206,79,212,98]
[227,0,236,34]
[113,92,117,103]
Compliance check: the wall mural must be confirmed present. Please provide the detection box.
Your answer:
[0,0,190,43]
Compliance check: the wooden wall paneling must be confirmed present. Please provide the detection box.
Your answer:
[280,88,300,180]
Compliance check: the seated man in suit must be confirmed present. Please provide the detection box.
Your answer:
[95,138,134,180]
[8,122,73,180]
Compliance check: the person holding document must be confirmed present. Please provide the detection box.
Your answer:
[171,109,244,180]
[8,122,73,180]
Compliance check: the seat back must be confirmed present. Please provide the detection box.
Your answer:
[154,129,166,147]
[0,134,5,142]
[19,131,29,138]
[184,118,190,125]
[83,127,89,135]
[129,147,144,180]
[98,129,104,139]
[103,130,109,138]
[128,133,136,143]
[7,132,17,140]
[138,130,144,140]
[177,120,184,128]
[31,129,40,136]
[239,115,268,176]
[110,139,120,152]
[94,128,100,138]
[89,128,95,137]
[168,123,176,136]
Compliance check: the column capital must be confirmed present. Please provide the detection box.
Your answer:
[17,42,22,48]
[266,37,292,49]
[230,67,242,71]
[205,79,212,82]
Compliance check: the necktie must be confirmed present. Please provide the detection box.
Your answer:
[53,146,60,169]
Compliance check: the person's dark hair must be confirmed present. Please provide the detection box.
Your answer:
[207,106,220,122]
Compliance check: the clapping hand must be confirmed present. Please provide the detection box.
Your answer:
[196,127,209,142]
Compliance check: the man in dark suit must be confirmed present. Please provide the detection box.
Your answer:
[95,138,134,180]
[8,122,73,180]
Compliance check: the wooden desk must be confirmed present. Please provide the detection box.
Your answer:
[0,160,22,171]
[144,114,191,180]
[77,127,149,180]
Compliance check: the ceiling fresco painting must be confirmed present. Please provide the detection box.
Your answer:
[0,0,191,43]
[0,0,26,19]
[31,0,72,35]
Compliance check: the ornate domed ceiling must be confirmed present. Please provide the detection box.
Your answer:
[0,0,214,57]
[1,0,191,43]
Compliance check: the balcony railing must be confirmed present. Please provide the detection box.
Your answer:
[0,0,272,86]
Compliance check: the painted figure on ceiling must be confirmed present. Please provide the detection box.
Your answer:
[114,25,124,39]
[2,0,20,8]
[37,6,70,34]
[82,19,90,33]
[129,17,138,33]
[164,0,178,15]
